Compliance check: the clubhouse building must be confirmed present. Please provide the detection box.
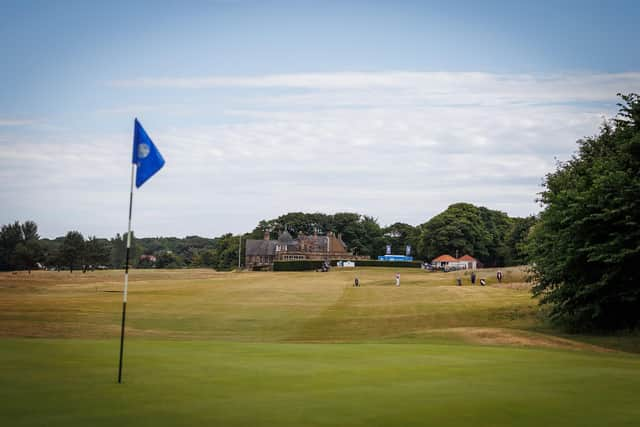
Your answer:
[245,230,366,270]
[432,254,480,270]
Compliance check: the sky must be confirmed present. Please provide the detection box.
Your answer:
[1,0,639,238]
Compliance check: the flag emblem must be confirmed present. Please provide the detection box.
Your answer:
[138,143,150,159]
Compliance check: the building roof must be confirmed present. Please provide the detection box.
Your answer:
[336,235,348,250]
[245,239,277,256]
[247,233,351,258]
[458,254,477,262]
[277,230,294,244]
[432,254,457,262]
[297,234,329,252]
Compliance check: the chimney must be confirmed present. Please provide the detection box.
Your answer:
[264,231,270,240]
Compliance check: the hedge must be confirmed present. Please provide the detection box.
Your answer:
[273,260,423,271]
[273,260,325,271]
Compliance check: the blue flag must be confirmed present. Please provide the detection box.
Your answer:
[132,118,165,188]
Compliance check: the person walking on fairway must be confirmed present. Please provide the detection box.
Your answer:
[470,271,477,285]
[496,270,503,283]
[395,272,400,287]
[354,277,360,287]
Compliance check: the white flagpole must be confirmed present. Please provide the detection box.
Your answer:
[118,162,135,384]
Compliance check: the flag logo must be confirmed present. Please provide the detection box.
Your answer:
[138,143,150,159]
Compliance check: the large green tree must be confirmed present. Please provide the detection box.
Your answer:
[418,203,512,265]
[527,94,640,331]
[330,213,384,257]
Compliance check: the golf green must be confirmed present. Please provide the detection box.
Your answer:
[2,339,639,427]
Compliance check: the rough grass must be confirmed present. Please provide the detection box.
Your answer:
[1,267,639,426]
[0,267,536,341]
[2,267,634,351]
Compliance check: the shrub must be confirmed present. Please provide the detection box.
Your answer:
[273,260,325,271]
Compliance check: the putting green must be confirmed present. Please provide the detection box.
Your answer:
[1,339,639,427]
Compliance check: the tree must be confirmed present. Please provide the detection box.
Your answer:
[85,236,111,270]
[110,234,125,268]
[21,221,39,241]
[155,251,183,268]
[14,240,43,273]
[477,206,513,266]
[61,231,85,273]
[193,249,218,267]
[0,220,42,271]
[0,221,24,270]
[110,232,139,268]
[382,222,422,258]
[527,93,640,331]
[504,216,537,266]
[418,203,512,265]
[39,238,63,270]
[213,233,240,270]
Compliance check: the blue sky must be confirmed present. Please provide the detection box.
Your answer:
[1,0,639,238]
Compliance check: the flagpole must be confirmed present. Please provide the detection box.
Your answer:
[238,235,242,270]
[118,162,135,384]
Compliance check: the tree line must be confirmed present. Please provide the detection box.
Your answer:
[0,229,222,272]
[2,206,534,273]
[249,208,535,267]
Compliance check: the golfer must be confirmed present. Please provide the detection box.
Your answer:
[354,277,360,287]
[395,272,400,287]
[470,271,477,285]
[496,270,503,283]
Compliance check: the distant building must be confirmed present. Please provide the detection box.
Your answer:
[245,230,366,270]
[457,254,479,270]
[432,254,479,270]
[139,254,157,263]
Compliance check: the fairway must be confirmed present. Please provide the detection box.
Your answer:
[1,268,639,426]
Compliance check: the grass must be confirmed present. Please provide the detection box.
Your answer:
[0,267,538,341]
[1,267,639,426]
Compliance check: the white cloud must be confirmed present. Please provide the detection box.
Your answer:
[0,119,38,126]
[1,71,634,237]
[111,71,640,104]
